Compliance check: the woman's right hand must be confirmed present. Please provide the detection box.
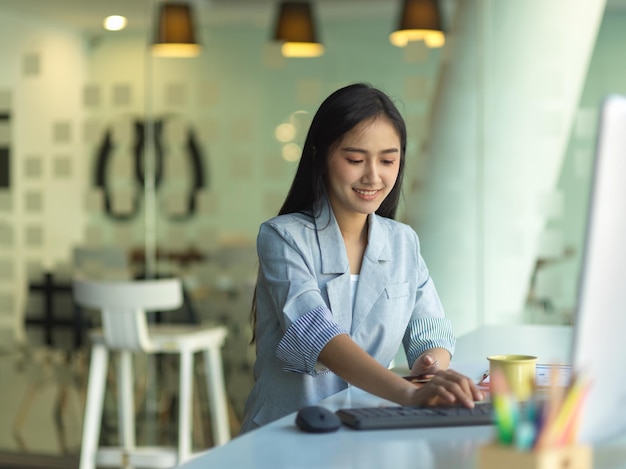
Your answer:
[408,369,484,408]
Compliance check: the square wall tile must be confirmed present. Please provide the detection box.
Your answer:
[197,191,217,214]
[162,117,187,145]
[113,225,133,245]
[404,42,428,63]
[262,43,285,69]
[0,292,15,312]
[112,83,132,107]
[296,79,322,106]
[263,192,284,216]
[229,118,254,142]
[262,152,288,180]
[0,258,14,280]
[83,118,103,144]
[0,120,10,145]
[24,156,43,179]
[0,224,13,246]
[24,191,43,213]
[165,83,186,108]
[163,192,188,217]
[53,156,72,178]
[25,225,43,247]
[229,152,252,180]
[0,193,12,212]
[110,190,134,215]
[198,81,219,107]
[404,76,430,101]
[84,189,103,211]
[83,84,101,108]
[23,53,40,76]
[111,116,134,144]
[53,121,72,143]
[84,225,105,246]
[198,118,219,141]
[26,260,43,279]
[0,89,12,110]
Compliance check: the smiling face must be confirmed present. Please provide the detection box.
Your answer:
[325,116,401,224]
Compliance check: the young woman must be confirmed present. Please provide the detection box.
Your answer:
[240,83,482,433]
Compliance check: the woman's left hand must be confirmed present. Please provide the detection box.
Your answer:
[410,353,441,379]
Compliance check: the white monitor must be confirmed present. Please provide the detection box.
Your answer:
[571,94,626,443]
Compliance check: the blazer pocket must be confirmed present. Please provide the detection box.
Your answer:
[385,282,410,299]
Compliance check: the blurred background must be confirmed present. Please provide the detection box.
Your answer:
[0,0,623,466]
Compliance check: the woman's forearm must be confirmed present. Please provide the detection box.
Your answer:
[318,334,419,406]
[318,335,481,408]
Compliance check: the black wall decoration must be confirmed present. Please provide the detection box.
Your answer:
[94,117,207,221]
[0,111,10,189]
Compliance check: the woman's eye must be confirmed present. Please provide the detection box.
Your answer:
[347,159,363,165]
[382,160,396,165]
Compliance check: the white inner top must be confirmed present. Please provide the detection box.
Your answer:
[350,274,359,311]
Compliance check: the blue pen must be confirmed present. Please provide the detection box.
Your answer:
[514,398,539,450]
[530,398,546,448]
[514,419,537,450]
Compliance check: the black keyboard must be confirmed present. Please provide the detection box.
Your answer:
[336,402,494,430]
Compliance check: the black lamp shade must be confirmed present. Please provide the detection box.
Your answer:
[390,0,445,48]
[152,2,201,57]
[273,1,324,57]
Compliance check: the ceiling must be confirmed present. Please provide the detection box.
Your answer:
[0,0,623,35]
[0,0,403,34]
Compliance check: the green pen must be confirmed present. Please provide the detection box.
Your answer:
[492,394,518,445]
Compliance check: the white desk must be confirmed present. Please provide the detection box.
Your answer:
[453,324,574,364]
[178,325,626,469]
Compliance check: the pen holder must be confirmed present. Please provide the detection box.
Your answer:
[477,443,592,469]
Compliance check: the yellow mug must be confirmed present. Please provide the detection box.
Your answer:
[487,354,537,401]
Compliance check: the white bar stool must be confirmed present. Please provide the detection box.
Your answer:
[73,278,231,469]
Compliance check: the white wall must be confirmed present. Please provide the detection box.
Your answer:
[0,7,87,452]
[0,8,87,324]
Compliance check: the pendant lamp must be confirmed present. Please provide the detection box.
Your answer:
[273,1,324,58]
[390,0,445,48]
[152,2,201,57]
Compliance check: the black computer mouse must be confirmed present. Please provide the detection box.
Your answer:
[295,405,342,433]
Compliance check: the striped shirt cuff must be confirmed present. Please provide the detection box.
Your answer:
[403,317,456,368]
[276,305,347,375]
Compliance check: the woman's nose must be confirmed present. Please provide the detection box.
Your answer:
[363,161,381,182]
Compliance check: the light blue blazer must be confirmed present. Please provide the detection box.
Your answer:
[240,200,455,433]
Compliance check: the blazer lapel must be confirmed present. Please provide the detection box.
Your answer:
[315,202,352,331]
[351,213,391,334]
[316,201,348,275]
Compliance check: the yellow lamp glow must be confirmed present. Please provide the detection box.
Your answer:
[273,2,324,58]
[152,2,201,58]
[390,0,445,48]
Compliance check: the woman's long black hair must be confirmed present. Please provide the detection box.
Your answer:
[278,82,407,218]
[250,83,408,343]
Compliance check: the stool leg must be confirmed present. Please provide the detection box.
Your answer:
[202,348,230,446]
[178,350,193,463]
[80,344,108,469]
[117,350,135,469]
